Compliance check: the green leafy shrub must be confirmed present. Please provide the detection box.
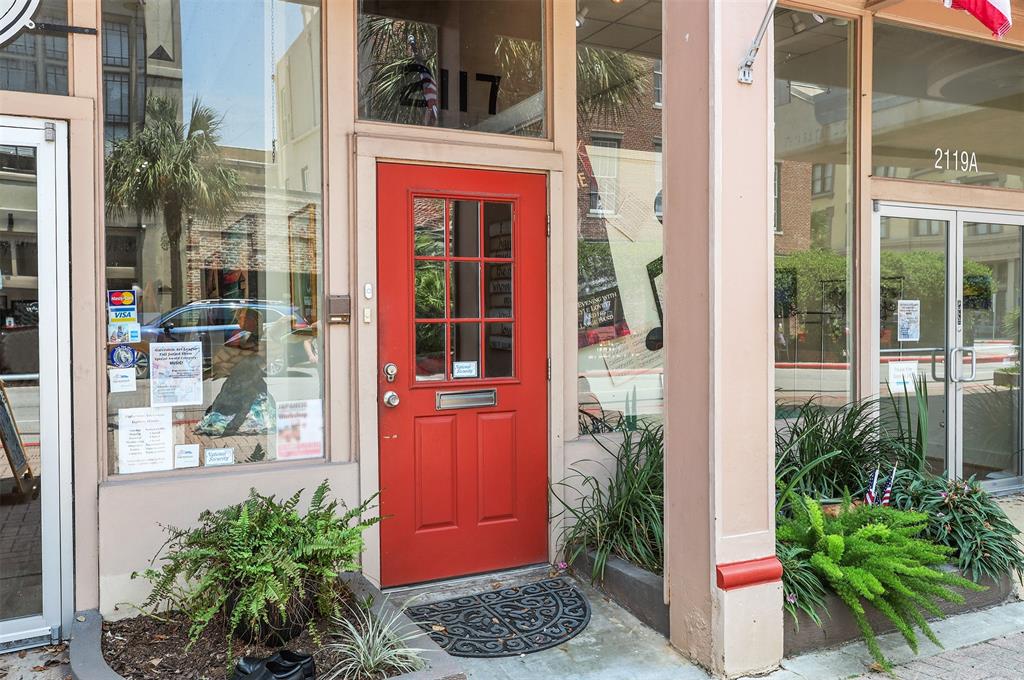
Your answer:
[554,420,664,580]
[777,497,984,669]
[892,471,1024,583]
[135,481,379,653]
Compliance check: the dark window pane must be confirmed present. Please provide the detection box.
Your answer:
[483,202,512,258]
[450,262,480,319]
[415,260,446,318]
[485,263,512,318]
[450,200,479,257]
[357,0,546,137]
[416,322,445,381]
[0,0,69,96]
[873,23,1024,187]
[485,322,513,377]
[450,323,480,379]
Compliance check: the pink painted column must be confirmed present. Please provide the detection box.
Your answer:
[662,1,782,676]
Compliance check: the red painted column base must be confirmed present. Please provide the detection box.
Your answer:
[716,556,783,590]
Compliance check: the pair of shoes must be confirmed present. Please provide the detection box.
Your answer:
[232,650,315,680]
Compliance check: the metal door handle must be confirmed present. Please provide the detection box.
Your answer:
[961,346,977,382]
[931,349,944,381]
[383,391,400,408]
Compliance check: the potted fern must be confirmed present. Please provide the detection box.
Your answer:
[134,480,379,653]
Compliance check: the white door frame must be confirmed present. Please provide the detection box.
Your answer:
[0,115,73,650]
[874,201,1024,492]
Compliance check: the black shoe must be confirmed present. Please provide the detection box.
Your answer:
[231,660,273,680]
[276,650,315,679]
[265,659,305,680]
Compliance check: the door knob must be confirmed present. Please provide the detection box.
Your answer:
[383,362,398,383]
[383,391,400,408]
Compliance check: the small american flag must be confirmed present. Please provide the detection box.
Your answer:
[865,465,880,505]
[880,465,898,507]
[407,35,439,125]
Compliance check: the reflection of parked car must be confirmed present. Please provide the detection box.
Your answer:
[109,299,314,378]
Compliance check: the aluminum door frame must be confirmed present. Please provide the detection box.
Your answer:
[875,202,1024,493]
[954,209,1024,494]
[0,116,73,650]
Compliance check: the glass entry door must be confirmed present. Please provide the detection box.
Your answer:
[0,117,71,651]
[877,204,1024,491]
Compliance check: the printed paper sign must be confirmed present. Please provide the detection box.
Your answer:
[204,448,234,466]
[108,367,136,393]
[117,407,174,474]
[174,444,200,469]
[107,322,141,344]
[149,342,204,407]
[897,300,921,343]
[276,399,323,460]
[888,361,919,394]
[452,361,478,379]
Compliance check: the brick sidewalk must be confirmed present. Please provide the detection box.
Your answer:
[856,631,1024,680]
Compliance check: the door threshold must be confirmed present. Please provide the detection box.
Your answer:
[383,564,552,608]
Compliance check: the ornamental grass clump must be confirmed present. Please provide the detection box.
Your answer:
[777,496,984,670]
[134,480,379,655]
[892,471,1024,583]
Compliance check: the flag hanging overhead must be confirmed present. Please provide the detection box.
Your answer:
[945,0,1013,37]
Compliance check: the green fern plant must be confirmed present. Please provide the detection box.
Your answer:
[133,480,379,656]
[777,496,984,670]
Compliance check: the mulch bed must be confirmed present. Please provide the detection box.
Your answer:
[102,610,347,680]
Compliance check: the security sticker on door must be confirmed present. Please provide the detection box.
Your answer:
[453,361,478,378]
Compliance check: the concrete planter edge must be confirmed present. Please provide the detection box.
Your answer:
[70,572,466,680]
[783,569,1016,657]
[569,549,669,638]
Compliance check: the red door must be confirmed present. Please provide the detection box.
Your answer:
[377,163,548,587]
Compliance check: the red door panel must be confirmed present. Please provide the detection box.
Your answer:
[377,163,548,587]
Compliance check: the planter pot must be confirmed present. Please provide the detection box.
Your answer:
[783,569,1015,657]
[569,550,669,638]
[70,572,466,680]
[232,589,312,646]
[994,370,1019,388]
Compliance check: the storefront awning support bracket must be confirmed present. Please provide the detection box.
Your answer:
[738,0,778,84]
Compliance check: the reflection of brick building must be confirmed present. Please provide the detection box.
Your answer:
[577,57,662,242]
[184,149,321,308]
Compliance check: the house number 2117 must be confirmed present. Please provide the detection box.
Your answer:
[934,148,979,173]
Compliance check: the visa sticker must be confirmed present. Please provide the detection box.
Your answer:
[109,307,137,323]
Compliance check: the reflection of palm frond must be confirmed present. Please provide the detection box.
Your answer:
[358,15,438,125]
[576,45,647,123]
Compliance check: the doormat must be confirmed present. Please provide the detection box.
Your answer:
[405,577,591,657]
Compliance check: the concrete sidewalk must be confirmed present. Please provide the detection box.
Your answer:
[757,601,1024,680]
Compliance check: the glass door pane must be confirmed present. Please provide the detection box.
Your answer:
[0,143,43,623]
[878,215,950,475]
[960,222,1023,483]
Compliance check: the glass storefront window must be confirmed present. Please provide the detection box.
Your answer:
[357,0,545,137]
[873,23,1024,188]
[773,9,855,415]
[101,0,324,474]
[575,2,662,433]
[0,0,69,96]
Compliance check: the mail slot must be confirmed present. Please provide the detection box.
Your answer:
[435,388,497,411]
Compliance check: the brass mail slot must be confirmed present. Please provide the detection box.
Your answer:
[435,388,497,411]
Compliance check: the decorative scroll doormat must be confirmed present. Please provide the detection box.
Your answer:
[405,577,591,657]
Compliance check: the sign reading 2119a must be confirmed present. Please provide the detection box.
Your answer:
[0,0,41,47]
